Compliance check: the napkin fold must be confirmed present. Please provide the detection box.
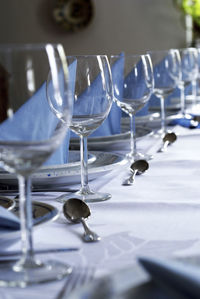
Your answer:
[0,206,20,230]
[139,256,200,299]
[0,60,77,167]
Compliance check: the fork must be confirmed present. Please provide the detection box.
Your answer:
[55,266,95,299]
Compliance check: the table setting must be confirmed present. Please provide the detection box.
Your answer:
[1,44,200,298]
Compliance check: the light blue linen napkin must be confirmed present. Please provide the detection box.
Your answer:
[0,62,76,167]
[139,256,200,299]
[0,206,20,230]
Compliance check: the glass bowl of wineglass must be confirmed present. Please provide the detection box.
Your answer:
[147,49,181,136]
[110,54,154,162]
[48,55,113,202]
[177,47,198,118]
[0,44,73,287]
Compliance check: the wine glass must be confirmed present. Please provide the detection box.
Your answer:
[110,54,154,162]
[177,48,198,117]
[0,44,73,287]
[195,48,200,108]
[147,49,181,135]
[48,55,113,203]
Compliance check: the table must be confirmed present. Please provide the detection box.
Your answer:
[1,125,200,298]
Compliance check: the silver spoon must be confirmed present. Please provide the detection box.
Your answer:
[189,115,200,129]
[63,198,101,242]
[157,132,177,153]
[122,159,149,186]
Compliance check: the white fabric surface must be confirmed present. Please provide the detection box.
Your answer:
[1,125,200,298]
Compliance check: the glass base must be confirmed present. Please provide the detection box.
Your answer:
[57,189,111,203]
[151,127,176,139]
[126,151,153,162]
[0,259,72,287]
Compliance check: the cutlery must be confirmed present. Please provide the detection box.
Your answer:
[55,267,95,299]
[122,159,149,186]
[157,132,177,153]
[63,198,101,242]
[189,116,200,129]
[0,247,79,261]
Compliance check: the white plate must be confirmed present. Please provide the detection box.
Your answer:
[122,113,180,130]
[68,151,96,166]
[0,201,58,244]
[70,126,151,151]
[0,152,127,189]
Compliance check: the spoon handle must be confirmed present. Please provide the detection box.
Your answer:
[157,140,170,153]
[81,218,101,242]
[129,169,138,184]
[122,169,138,186]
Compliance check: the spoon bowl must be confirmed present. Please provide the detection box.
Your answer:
[163,132,177,144]
[158,132,177,153]
[63,198,101,242]
[123,159,149,186]
[63,198,90,223]
[130,159,149,174]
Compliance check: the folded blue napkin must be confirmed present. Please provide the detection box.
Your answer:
[169,114,200,128]
[0,62,76,167]
[139,256,200,299]
[0,206,20,230]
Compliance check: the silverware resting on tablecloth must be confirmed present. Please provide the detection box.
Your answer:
[122,159,149,186]
[0,247,79,262]
[63,198,101,243]
[188,115,200,129]
[157,132,177,153]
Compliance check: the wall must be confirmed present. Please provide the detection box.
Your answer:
[0,0,186,55]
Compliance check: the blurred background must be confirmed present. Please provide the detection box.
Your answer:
[0,0,190,55]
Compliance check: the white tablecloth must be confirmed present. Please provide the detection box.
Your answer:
[1,125,200,298]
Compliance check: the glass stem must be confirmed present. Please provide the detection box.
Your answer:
[80,135,90,196]
[129,114,136,158]
[160,96,166,134]
[180,86,185,116]
[15,175,36,270]
[192,80,197,108]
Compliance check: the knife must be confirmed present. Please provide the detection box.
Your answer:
[0,247,79,261]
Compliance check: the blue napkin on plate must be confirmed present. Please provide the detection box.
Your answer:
[139,256,200,299]
[0,206,20,230]
[0,62,76,166]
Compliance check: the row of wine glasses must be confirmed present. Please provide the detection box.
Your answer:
[1,44,200,288]
[0,49,114,287]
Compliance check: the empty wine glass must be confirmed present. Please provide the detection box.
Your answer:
[110,54,154,162]
[0,44,73,287]
[147,49,181,135]
[177,48,198,117]
[195,48,200,108]
[48,55,113,202]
